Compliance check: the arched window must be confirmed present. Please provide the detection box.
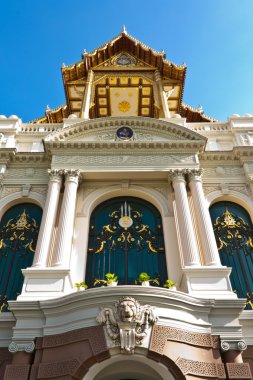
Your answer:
[210,201,253,310]
[0,203,42,312]
[85,197,167,286]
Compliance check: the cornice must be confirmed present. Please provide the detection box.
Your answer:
[10,152,50,164]
[46,140,205,153]
[0,148,16,163]
[234,146,253,162]
[200,147,253,163]
[39,287,215,312]
[199,151,239,162]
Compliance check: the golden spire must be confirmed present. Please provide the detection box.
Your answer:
[122,25,127,34]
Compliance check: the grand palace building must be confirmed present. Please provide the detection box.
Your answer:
[0,29,252,379]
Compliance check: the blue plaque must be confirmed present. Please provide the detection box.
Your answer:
[116,126,133,141]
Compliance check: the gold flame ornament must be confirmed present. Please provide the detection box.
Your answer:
[119,202,133,228]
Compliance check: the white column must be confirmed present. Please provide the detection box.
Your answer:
[33,170,62,267]
[170,170,201,266]
[51,170,80,267]
[81,70,94,119]
[154,70,171,118]
[188,169,221,266]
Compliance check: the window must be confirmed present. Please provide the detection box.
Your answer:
[85,197,167,286]
[210,201,253,309]
[0,203,42,312]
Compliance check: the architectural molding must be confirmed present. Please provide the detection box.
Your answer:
[80,183,172,217]
[0,190,46,220]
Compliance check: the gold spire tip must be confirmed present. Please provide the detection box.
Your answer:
[122,25,127,34]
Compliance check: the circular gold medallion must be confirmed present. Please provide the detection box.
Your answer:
[118,100,131,112]
[119,215,133,228]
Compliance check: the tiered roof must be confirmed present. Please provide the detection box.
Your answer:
[30,29,215,123]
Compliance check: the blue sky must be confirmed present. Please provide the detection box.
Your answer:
[1,0,252,122]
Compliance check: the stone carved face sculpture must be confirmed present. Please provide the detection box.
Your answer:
[117,296,139,322]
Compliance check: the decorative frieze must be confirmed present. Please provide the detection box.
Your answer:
[52,153,197,169]
[150,325,219,355]
[226,363,252,379]
[176,357,226,378]
[203,166,244,179]
[37,358,81,379]
[3,364,31,380]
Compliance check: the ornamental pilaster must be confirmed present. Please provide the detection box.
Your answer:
[169,170,201,266]
[81,70,94,119]
[188,169,221,266]
[51,170,80,267]
[33,169,63,268]
[154,70,171,118]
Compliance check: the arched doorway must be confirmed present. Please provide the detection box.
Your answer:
[210,201,253,309]
[82,354,176,380]
[0,203,42,312]
[85,197,167,286]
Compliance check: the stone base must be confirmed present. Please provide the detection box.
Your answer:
[181,266,237,299]
[18,268,73,300]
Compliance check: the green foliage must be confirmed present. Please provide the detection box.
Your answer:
[136,272,150,282]
[105,273,118,283]
[136,272,159,285]
[75,282,88,289]
[94,273,118,286]
[163,279,176,289]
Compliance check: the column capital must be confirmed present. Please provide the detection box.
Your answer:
[187,168,203,182]
[168,169,187,183]
[48,169,63,182]
[221,340,247,352]
[64,169,80,184]
[9,340,35,353]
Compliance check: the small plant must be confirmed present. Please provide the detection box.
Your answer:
[75,281,88,289]
[163,279,176,289]
[136,272,159,286]
[94,273,118,287]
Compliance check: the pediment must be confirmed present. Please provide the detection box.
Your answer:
[44,117,206,150]
[94,52,156,69]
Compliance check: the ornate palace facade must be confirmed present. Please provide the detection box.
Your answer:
[0,29,252,379]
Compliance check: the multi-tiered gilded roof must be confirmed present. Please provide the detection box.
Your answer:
[31,29,216,123]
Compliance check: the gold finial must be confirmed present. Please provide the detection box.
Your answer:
[224,209,235,226]
[82,49,87,59]
[122,25,127,34]
[16,210,28,229]
[197,105,203,114]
